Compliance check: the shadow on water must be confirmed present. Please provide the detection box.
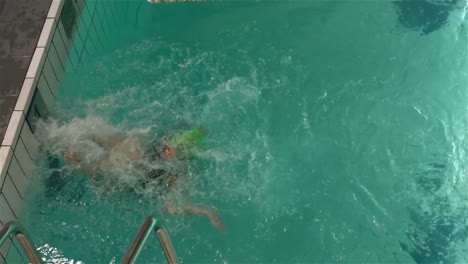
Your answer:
[44,152,88,203]
[400,161,468,264]
[394,0,458,35]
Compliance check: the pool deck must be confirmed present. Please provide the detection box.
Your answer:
[0,0,52,142]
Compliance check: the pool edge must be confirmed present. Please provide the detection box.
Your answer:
[0,0,81,261]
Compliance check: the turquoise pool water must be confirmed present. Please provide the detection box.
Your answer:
[20,1,468,263]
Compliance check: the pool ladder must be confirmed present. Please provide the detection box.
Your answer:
[0,217,178,264]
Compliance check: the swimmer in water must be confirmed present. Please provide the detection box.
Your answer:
[63,126,225,231]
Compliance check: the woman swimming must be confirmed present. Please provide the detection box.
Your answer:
[61,122,225,231]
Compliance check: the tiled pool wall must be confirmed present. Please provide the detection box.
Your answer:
[0,0,136,261]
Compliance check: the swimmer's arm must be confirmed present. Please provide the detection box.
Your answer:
[163,200,225,231]
[181,204,225,231]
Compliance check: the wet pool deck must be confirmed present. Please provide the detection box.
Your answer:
[0,0,52,142]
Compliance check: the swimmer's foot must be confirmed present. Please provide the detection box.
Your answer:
[207,210,225,232]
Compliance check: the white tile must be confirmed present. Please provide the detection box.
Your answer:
[71,25,85,61]
[47,42,64,80]
[79,5,91,32]
[0,194,16,224]
[1,176,22,218]
[67,45,80,71]
[0,147,13,189]
[47,0,65,19]
[20,121,40,161]
[109,0,120,18]
[84,0,96,13]
[5,244,24,263]
[43,57,59,95]
[0,236,12,262]
[51,30,69,71]
[1,111,24,148]
[81,40,94,61]
[37,19,57,49]
[76,0,86,12]
[88,23,102,54]
[58,23,79,70]
[101,2,114,29]
[37,73,54,112]
[92,10,106,36]
[25,48,46,80]
[7,157,28,199]
[57,22,71,49]
[14,78,37,112]
[12,141,34,180]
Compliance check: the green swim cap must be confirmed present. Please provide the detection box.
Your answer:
[169,128,206,157]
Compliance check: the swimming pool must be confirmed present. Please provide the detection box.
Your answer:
[15,0,468,263]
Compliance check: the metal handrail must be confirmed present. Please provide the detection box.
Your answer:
[0,222,43,264]
[121,217,178,264]
[0,217,176,264]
